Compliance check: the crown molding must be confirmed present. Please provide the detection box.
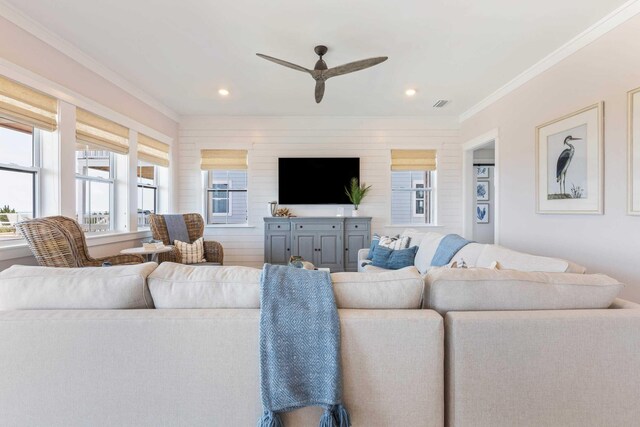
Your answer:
[0,0,180,122]
[459,0,640,123]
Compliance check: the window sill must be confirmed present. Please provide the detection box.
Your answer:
[0,229,152,261]
[205,224,255,229]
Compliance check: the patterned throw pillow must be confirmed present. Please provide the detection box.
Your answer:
[367,234,411,260]
[174,237,206,264]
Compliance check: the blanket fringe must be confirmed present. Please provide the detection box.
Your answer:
[333,404,351,427]
[258,411,283,427]
[319,409,335,427]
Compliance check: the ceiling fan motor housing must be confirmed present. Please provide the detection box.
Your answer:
[314,45,328,70]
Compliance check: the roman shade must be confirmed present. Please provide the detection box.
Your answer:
[138,133,170,167]
[76,108,129,154]
[391,149,437,171]
[200,149,248,170]
[0,75,57,131]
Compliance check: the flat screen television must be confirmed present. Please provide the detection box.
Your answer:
[278,157,360,204]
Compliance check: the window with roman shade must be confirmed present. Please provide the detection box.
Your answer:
[390,149,437,225]
[76,108,129,154]
[0,75,57,131]
[200,150,248,225]
[138,133,170,167]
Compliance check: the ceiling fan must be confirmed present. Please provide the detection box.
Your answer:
[256,45,388,103]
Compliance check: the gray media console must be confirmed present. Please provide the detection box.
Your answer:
[264,216,372,272]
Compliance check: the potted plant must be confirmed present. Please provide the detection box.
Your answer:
[345,177,372,217]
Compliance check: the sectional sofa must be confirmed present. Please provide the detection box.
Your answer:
[0,259,639,427]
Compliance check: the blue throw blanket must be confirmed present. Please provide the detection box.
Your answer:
[258,264,350,427]
[431,234,471,266]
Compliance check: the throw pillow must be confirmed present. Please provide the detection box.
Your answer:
[174,237,206,264]
[371,245,419,270]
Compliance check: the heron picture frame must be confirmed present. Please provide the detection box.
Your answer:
[628,86,640,215]
[536,102,604,214]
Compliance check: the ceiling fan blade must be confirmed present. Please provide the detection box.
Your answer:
[323,56,388,79]
[256,53,312,74]
[315,80,325,103]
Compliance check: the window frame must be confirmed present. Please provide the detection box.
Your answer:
[75,148,115,233]
[0,125,41,238]
[136,162,158,228]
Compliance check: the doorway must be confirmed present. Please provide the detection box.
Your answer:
[462,130,499,244]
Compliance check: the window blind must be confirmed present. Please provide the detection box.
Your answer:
[76,108,129,154]
[200,149,248,170]
[138,133,170,167]
[390,149,437,171]
[0,75,58,131]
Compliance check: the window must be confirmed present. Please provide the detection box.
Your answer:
[206,170,248,224]
[390,149,437,225]
[75,147,114,233]
[0,120,40,240]
[137,161,157,227]
[391,171,436,225]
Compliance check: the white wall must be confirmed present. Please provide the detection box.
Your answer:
[461,14,640,302]
[179,116,461,268]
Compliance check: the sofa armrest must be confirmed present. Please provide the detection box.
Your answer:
[357,248,369,261]
[446,308,640,427]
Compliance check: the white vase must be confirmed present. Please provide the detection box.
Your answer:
[352,208,360,217]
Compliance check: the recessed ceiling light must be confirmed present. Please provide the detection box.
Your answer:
[218,89,230,96]
[405,89,417,97]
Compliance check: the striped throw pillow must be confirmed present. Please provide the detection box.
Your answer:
[174,237,206,264]
[379,235,411,250]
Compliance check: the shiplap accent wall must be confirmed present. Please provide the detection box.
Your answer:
[179,116,461,268]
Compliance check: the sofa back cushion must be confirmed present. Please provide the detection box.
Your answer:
[424,267,623,315]
[148,262,261,308]
[0,262,157,310]
[148,263,424,309]
[331,266,424,309]
[475,244,585,273]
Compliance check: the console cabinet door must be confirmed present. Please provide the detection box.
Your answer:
[292,232,316,263]
[345,233,368,271]
[316,232,343,270]
[265,232,290,265]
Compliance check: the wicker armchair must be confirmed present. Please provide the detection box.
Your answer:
[15,216,144,267]
[149,213,223,264]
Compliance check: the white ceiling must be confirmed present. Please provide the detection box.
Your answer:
[3,0,630,117]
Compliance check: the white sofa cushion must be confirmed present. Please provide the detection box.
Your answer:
[475,244,586,273]
[331,266,424,309]
[148,262,261,308]
[424,267,623,314]
[149,263,424,309]
[414,232,445,274]
[0,262,157,310]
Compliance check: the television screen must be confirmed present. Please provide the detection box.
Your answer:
[278,157,360,204]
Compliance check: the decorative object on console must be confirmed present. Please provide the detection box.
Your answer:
[274,207,293,217]
[268,201,278,217]
[536,102,603,214]
[476,203,489,223]
[15,216,144,267]
[345,177,372,217]
[256,45,387,103]
[628,86,640,215]
[476,181,489,201]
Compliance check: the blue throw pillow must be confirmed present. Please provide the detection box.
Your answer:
[366,235,381,260]
[371,245,418,270]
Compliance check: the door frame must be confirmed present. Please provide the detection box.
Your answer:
[462,129,500,244]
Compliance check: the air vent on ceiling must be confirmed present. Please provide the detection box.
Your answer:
[433,99,449,108]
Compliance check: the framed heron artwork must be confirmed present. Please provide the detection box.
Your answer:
[628,86,640,215]
[475,166,489,178]
[536,102,603,214]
